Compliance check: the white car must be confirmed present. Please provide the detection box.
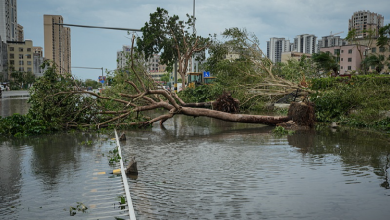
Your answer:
[0,85,4,91]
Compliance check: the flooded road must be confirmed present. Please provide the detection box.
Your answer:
[0,99,390,219]
[120,117,390,220]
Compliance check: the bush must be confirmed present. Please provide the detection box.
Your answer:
[0,114,53,137]
[310,76,390,129]
[178,84,224,103]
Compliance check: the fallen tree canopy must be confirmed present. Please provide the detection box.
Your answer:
[23,36,315,133]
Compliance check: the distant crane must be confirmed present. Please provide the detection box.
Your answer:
[329,31,344,36]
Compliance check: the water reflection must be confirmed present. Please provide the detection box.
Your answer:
[119,116,390,219]
[1,112,390,219]
[0,132,119,219]
[287,128,390,189]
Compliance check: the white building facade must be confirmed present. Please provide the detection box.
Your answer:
[267,37,291,63]
[293,34,317,54]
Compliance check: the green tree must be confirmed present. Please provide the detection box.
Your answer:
[85,79,99,89]
[377,24,390,49]
[160,72,170,84]
[276,55,316,82]
[136,7,212,89]
[10,71,36,89]
[311,52,339,76]
[363,54,386,73]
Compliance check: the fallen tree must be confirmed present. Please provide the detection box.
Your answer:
[22,35,316,134]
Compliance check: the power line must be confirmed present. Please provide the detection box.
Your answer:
[72,66,103,70]
[55,23,141,32]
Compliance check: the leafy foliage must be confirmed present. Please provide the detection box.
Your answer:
[377,23,390,49]
[136,7,212,89]
[363,53,387,74]
[203,28,304,111]
[178,84,223,103]
[310,75,390,129]
[311,52,338,76]
[10,71,36,90]
[0,114,52,137]
[28,61,101,129]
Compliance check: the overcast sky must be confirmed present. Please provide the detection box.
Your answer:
[18,0,390,81]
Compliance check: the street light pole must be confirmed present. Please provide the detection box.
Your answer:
[192,0,196,72]
[72,66,105,87]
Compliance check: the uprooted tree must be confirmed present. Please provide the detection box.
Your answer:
[204,28,312,108]
[25,34,316,131]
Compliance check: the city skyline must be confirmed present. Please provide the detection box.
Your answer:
[13,0,390,80]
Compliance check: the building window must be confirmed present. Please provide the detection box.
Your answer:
[379,47,385,52]
[348,66,352,70]
[341,58,343,61]
[10,47,14,51]
[27,61,32,65]
[341,66,343,69]
[371,47,376,53]
[26,54,31,59]
[10,54,14,59]
[348,49,352,54]
[19,60,24,65]
[19,67,24,71]
[334,49,340,55]
[19,54,24,59]
[27,48,32,52]
[10,60,15,65]
[19,47,23,52]
[341,50,344,53]
[348,58,352,62]
[27,68,32,72]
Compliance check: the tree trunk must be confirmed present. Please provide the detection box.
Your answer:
[180,107,291,125]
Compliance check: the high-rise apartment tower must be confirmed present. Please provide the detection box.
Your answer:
[0,0,18,42]
[43,14,71,74]
[348,10,384,38]
[267,38,291,63]
[293,34,317,54]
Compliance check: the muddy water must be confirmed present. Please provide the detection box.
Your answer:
[0,102,390,219]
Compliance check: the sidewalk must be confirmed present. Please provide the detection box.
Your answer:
[1,90,30,98]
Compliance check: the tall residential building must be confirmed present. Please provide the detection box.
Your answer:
[267,37,291,63]
[16,23,23,41]
[117,45,167,73]
[0,0,18,42]
[33,47,45,77]
[7,39,34,74]
[348,10,384,38]
[116,45,131,69]
[44,14,71,74]
[318,35,347,48]
[293,34,317,54]
[0,35,8,80]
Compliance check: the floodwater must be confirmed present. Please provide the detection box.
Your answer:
[1,100,390,219]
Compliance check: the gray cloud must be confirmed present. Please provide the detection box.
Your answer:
[17,0,390,80]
